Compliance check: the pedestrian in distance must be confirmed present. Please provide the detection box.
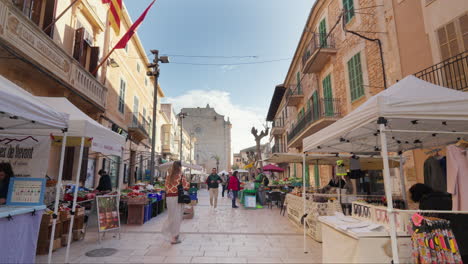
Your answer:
[221,172,229,198]
[228,171,241,208]
[163,161,190,244]
[206,168,223,208]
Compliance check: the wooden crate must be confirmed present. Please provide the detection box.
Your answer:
[73,216,85,230]
[127,204,145,225]
[73,230,84,241]
[61,234,69,247]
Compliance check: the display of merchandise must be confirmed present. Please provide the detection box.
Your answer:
[446,144,468,211]
[411,214,463,264]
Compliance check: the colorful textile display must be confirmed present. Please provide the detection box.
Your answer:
[411,214,463,264]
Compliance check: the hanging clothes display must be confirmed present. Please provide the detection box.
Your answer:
[411,214,463,264]
[349,156,362,179]
[424,155,447,192]
[446,145,468,211]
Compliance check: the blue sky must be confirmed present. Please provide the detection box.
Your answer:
[126,0,313,152]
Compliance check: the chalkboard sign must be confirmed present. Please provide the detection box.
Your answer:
[96,195,120,232]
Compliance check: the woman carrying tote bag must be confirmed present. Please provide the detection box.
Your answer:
[163,161,190,244]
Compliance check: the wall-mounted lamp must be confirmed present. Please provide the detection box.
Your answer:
[108,58,119,68]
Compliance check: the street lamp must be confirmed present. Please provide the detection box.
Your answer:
[147,50,169,183]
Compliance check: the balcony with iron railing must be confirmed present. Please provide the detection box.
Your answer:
[127,112,150,142]
[271,117,285,135]
[302,33,337,74]
[287,98,342,148]
[286,84,304,107]
[414,51,468,92]
[0,0,107,109]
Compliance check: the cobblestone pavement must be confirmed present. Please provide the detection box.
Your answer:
[37,189,322,263]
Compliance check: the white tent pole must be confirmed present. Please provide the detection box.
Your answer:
[48,132,68,264]
[379,123,400,264]
[302,153,307,254]
[118,147,124,196]
[65,136,85,263]
[398,154,408,208]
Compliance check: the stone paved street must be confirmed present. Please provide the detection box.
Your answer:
[37,190,322,263]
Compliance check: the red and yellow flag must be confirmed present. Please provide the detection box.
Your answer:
[103,0,122,35]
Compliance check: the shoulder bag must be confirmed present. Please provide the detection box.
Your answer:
[178,174,191,204]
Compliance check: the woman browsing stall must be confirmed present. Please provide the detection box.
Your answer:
[0,163,14,205]
[163,161,189,244]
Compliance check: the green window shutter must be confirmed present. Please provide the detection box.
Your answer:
[347,53,364,101]
[296,72,301,93]
[314,165,320,188]
[322,75,334,116]
[319,19,327,47]
[312,91,319,120]
[343,0,355,24]
[305,165,310,187]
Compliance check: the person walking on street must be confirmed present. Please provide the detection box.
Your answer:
[221,172,229,197]
[96,170,112,192]
[163,161,190,244]
[228,171,241,208]
[206,168,222,208]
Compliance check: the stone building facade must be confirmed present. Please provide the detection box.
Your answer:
[180,105,232,172]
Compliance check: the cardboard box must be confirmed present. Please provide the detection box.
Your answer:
[61,234,69,247]
[73,230,84,241]
[183,206,194,219]
[73,216,85,229]
[76,207,85,216]
[59,211,71,222]
[53,238,61,251]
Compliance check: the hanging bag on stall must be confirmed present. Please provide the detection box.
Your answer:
[177,174,190,204]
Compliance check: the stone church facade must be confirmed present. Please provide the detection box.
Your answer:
[180,105,232,172]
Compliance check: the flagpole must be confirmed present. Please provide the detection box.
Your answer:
[43,0,80,33]
[91,45,117,76]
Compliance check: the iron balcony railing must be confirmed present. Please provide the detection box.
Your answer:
[286,84,304,99]
[287,98,341,142]
[302,33,336,67]
[414,51,468,91]
[130,113,151,136]
[272,117,285,128]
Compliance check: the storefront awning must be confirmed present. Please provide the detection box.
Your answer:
[40,97,126,156]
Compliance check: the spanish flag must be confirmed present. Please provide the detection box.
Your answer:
[103,0,122,35]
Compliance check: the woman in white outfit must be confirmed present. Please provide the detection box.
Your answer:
[163,161,189,244]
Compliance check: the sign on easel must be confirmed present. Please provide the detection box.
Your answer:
[96,195,120,233]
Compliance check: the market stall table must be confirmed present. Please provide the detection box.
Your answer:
[0,205,46,263]
[319,214,411,263]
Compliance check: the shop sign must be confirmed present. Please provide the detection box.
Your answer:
[96,195,120,232]
[0,135,50,178]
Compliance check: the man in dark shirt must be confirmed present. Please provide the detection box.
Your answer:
[96,170,112,192]
[206,168,222,208]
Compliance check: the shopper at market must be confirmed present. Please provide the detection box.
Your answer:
[221,172,229,198]
[96,170,112,192]
[0,162,14,204]
[326,174,346,189]
[206,168,222,208]
[163,161,189,244]
[228,171,241,208]
[409,183,468,262]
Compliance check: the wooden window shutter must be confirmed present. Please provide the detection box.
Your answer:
[62,146,75,181]
[42,0,57,37]
[438,22,460,60]
[89,47,100,77]
[459,14,468,51]
[79,147,89,182]
[73,28,85,62]
[31,0,43,26]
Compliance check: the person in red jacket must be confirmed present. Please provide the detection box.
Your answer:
[228,171,241,208]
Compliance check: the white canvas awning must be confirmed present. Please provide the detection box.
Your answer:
[0,75,68,132]
[39,97,126,157]
[303,76,468,153]
[158,161,203,171]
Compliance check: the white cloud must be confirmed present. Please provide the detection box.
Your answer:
[163,90,268,154]
[220,65,238,72]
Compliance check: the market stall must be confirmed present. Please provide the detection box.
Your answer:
[39,97,126,263]
[302,76,468,263]
[0,76,69,264]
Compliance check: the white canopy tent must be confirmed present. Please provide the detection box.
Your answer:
[0,75,69,264]
[39,97,126,263]
[302,76,468,263]
[158,161,203,172]
[0,75,68,132]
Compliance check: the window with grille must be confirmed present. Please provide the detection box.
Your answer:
[343,0,355,24]
[118,79,126,114]
[347,52,365,101]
